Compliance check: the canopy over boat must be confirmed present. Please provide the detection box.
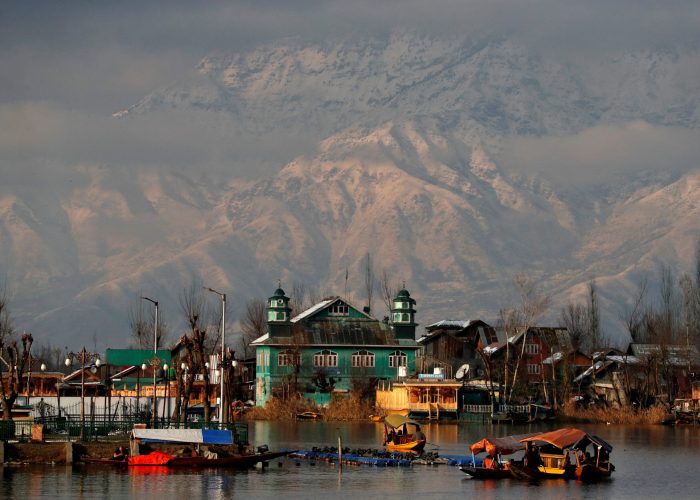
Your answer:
[470,432,540,456]
[383,414,421,429]
[520,427,612,452]
[131,428,233,445]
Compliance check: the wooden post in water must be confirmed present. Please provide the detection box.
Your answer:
[338,432,342,470]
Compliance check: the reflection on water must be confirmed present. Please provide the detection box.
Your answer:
[2,422,700,499]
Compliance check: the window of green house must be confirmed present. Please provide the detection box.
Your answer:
[276,311,286,321]
[388,351,407,368]
[329,303,349,316]
[278,349,300,367]
[257,350,269,368]
[313,349,338,367]
[351,350,375,368]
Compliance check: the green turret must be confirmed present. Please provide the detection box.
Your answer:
[390,288,417,340]
[267,286,292,337]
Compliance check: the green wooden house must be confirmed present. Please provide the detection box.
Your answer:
[252,286,420,406]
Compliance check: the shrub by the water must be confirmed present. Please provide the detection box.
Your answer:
[245,395,375,421]
[562,400,668,424]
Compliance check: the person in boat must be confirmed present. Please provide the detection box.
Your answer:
[483,454,499,469]
[414,426,426,443]
[524,442,543,469]
[112,446,128,461]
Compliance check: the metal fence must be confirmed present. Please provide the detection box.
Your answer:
[0,417,248,445]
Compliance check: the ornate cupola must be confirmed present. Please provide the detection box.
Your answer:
[267,285,292,337]
[390,287,417,340]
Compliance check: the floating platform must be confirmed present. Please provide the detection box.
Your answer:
[286,448,478,468]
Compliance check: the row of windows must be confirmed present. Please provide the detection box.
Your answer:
[275,349,408,369]
[527,363,541,375]
[525,343,540,354]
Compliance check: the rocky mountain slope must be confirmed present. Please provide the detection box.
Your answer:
[2,32,699,349]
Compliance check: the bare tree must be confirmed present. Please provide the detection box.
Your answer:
[364,253,375,313]
[0,332,33,421]
[585,280,602,352]
[240,298,267,359]
[508,273,550,402]
[379,269,399,319]
[560,302,587,351]
[622,277,648,343]
[128,295,169,349]
[177,282,214,424]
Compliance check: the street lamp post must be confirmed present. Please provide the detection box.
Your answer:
[65,348,101,441]
[204,287,227,424]
[162,363,169,424]
[138,363,146,420]
[141,296,159,427]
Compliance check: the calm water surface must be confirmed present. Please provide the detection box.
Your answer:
[2,421,699,499]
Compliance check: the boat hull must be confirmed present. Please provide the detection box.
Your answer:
[460,466,512,479]
[82,451,292,469]
[508,462,575,480]
[575,463,614,482]
[385,440,426,453]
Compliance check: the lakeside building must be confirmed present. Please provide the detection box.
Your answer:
[417,319,498,379]
[252,286,421,406]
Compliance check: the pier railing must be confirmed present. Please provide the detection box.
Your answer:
[462,404,530,414]
[0,417,248,445]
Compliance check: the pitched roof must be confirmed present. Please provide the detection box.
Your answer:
[291,296,374,323]
[254,321,418,347]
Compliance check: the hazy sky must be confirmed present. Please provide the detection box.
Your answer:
[1,0,699,185]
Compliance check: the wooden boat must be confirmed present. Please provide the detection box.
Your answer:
[514,427,614,483]
[460,432,539,480]
[116,428,293,469]
[296,411,322,420]
[382,414,426,453]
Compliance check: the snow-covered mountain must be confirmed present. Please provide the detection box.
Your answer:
[2,32,699,349]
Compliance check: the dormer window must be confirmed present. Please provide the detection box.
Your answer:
[276,312,286,321]
[329,303,349,316]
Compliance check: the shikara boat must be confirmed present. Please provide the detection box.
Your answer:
[382,414,426,453]
[512,427,614,482]
[460,432,539,479]
[82,428,292,469]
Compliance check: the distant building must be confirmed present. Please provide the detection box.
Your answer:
[417,319,498,379]
[252,286,420,406]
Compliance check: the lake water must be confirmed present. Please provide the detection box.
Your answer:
[2,421,700,499]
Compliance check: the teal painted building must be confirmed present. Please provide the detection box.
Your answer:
[253,287,420,407]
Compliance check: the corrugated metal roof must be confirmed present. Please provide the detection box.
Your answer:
[426,320,474,329]
[291,298,335,323]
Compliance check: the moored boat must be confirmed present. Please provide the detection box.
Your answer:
[513,427,614,482]
[382,414,426,453]
[460,432,539,479]
[82,428,293,469]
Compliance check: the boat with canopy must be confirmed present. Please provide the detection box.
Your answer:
[460,432,540,479]
[509,427,614,482]
[83,428,292,468]
[382,414,426,453]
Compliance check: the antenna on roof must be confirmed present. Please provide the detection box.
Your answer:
[344,267,348,302]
